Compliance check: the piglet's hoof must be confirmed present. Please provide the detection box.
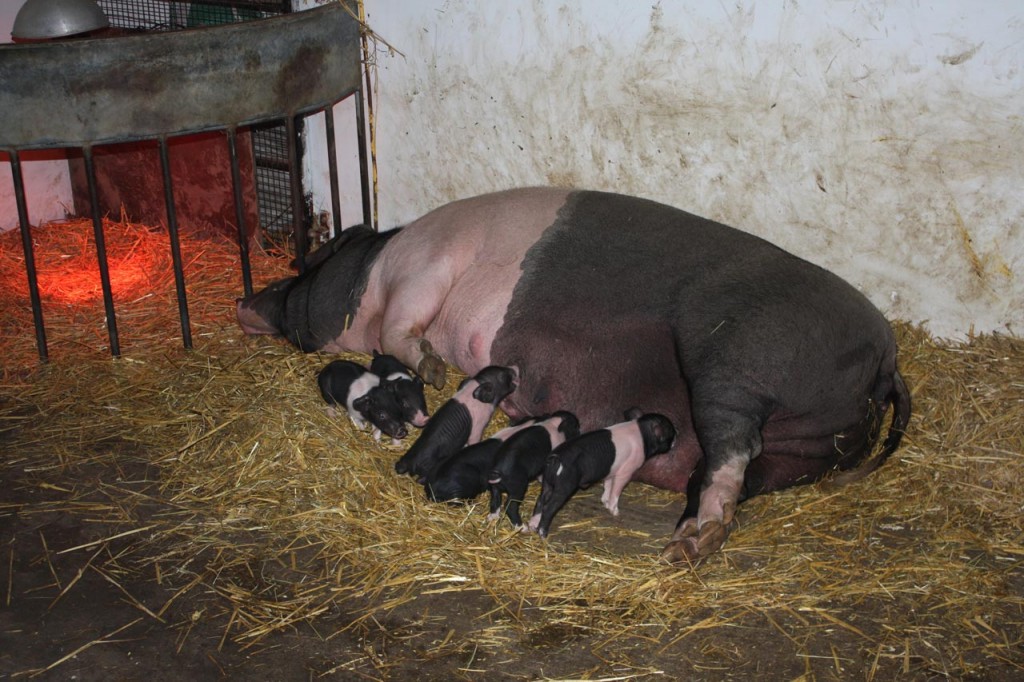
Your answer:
[416,339,447,390]
[660,519,731,565]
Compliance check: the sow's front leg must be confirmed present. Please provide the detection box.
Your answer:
[377,279,451,390]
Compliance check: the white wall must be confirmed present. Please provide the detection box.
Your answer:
[295,0,371,228]
[0,3,76,231]
[362,0,1023,340]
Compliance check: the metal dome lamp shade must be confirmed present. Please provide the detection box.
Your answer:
[12,0,109,41]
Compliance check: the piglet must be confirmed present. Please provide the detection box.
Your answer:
[529,409,676,538]
[394,365,517,481]
[317,359,408,440]
[423,418,541,503]
[370,350,430,427]
[486,411,580,528]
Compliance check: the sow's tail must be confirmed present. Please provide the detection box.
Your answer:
[828,368,912,488]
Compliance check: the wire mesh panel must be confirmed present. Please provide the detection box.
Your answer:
[97,0,289,31]
[97,0,185,30]
[252,121,303,240]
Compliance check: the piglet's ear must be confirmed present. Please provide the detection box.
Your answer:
[655,416,676,445]
[624,406,644,421]
[473,382,495,403]
[353,395,370,411]
[413,377,424,388]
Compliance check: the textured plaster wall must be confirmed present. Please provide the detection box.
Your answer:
[363,0,1023,339]
[295,0,369,229]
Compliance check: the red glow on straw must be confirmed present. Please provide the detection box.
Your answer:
[1,220,171,307]
[37,247,163,305]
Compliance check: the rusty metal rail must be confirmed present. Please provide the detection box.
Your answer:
[0,2,370,361]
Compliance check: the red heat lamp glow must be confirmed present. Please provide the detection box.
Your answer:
[38,249,162,306]
[1,220,171,308]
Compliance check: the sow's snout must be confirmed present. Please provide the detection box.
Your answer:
[235,277,293,335]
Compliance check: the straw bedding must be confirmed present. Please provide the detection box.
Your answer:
[1,219,1021,678]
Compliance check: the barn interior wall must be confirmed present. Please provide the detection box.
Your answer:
[2,2,1019,340]
[361,0,1022,340]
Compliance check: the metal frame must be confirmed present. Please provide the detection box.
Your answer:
[0,3,371,361]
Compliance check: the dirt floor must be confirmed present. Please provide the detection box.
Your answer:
[1,222,1022,681]
[4,443,990,682]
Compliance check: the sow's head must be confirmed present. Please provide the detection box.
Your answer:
[236,276,294,336]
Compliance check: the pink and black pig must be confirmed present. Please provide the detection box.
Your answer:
[529,410,676,538]
[370,350,430,428]
[238,188,911,563]
[486,411,580,528]
[394,365,516,481]
[423,418,541,503]
[317,360,408,441]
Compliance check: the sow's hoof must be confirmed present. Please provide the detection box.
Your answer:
[660,518,732,565]
[416,339,447,390]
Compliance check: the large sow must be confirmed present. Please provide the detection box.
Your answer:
[237,188,911,562]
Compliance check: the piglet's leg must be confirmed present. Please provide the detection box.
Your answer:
[502,475,530,527]
[600,451,645,516]
[601,479,621,516]
[527,493,543,532]
[378,285,449,389]
[487,486,502,520]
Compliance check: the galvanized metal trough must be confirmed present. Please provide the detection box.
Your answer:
[0,2,370,361]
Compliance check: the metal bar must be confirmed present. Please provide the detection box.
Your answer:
[82,146,121,357]
[323,105,343,236]
[251,154,290,172]
[286,115,308,273]
[226,127,253,296]
[157,138,193,349]
[8,150,48,363]
[354,88,373,228]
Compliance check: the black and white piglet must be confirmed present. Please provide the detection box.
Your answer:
[486,411,580,528]
[394,366,517,481]
[370,351,430,428]
[528,409,676,538]
[423,418,542,503]
[317,359,408,440]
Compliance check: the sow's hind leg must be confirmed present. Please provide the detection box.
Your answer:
[661,387,885,564]
[661,397,765,564]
